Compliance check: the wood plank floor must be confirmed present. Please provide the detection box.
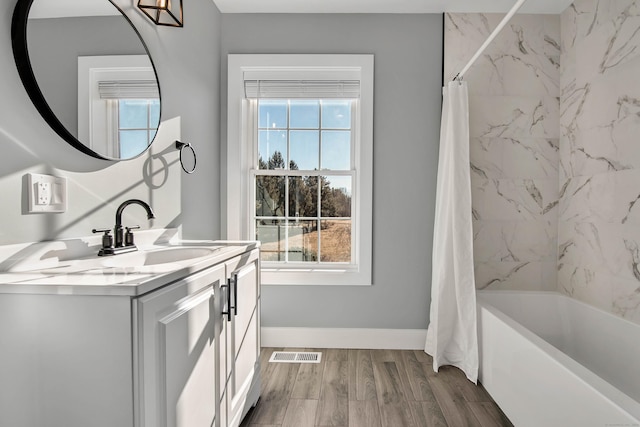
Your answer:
[240,348,513,427]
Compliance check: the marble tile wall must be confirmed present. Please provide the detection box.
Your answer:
[444,13,561,292]
[559,0,640,323]
[445,2,640,325]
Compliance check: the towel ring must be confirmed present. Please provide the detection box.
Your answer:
[175,140,196,174]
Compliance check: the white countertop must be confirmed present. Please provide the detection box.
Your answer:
[0,233,259,296]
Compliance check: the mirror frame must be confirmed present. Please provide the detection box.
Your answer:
[11,0,162,160]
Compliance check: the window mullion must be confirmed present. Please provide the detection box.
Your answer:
[317,175,322,263]
[284,101,291,263]
[319,100,323,170]
[254,169,353,177]
[316,101,322,264]
[285,175,290,264]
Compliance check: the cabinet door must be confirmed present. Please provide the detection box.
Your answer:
[217,313,230,427]
[135,264,225,427]
[225,250,261,427]
[232,259,259,394]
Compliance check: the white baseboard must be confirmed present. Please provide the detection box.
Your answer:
[261,327,428,350]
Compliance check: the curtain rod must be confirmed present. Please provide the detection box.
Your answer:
[453,0,527,81]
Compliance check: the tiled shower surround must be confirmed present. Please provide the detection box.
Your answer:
[444,13,561,292]
[559,1,640,323]
[445,0,640,324]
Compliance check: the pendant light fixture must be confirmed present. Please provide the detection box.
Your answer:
[137,0,183,27]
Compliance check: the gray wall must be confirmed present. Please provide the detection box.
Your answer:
[2,4,441,330]
[221,14,443,329]
[0,0,221,244]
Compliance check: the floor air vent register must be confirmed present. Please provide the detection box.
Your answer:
[269,351,322,363]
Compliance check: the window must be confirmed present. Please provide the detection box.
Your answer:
[227,55,373,286]
[255,99,354,264]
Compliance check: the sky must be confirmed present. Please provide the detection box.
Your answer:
[258,99,353,194]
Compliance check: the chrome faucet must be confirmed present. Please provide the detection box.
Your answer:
[93,199,155,256]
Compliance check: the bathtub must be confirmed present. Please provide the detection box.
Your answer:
[477,290,640,427]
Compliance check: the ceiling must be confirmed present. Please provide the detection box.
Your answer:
[30,0,574,19]
[29,0,119,19]
[212,0,574,14]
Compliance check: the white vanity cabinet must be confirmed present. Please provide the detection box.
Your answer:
[135,263,225,427]
[217,249,261,427]
[0,242,260,427]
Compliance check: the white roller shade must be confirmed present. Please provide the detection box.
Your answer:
[98,80,159,99]
[244,80,360,99]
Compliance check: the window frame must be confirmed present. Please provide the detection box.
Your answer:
[226,54,373,286]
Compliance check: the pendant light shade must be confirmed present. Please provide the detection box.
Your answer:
[138,0,183,27]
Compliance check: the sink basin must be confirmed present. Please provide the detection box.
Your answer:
[101,246,218,268]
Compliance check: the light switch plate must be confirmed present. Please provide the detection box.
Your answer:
[27,173,67,213]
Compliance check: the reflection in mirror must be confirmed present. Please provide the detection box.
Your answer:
[78,55,159,159]
[12,0,161,160]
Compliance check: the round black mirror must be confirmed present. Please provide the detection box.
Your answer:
[11,0,162,160]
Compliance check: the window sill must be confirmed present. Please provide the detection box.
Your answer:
[261,266,371,286]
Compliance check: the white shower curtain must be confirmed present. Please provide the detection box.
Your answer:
[424,80,478,384]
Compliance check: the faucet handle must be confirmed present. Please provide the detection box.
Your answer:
[92,228,114,250]
[124,226,140,247]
